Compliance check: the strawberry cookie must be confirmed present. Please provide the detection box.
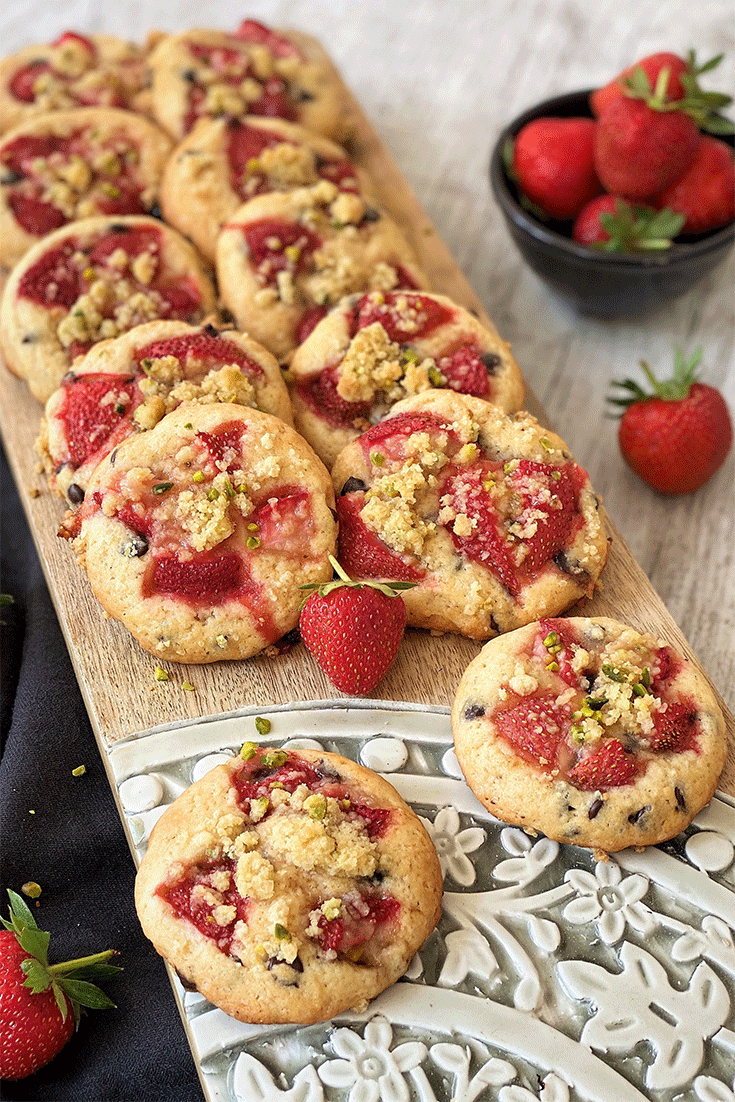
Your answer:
[0,215,217,402]
[69,403,336,663]
[216,182,429,362]
[147,24,346,143]
[452,617,727,852]
[135,746,442,1023]
[0,107,173,268]
[0,32,149,133]
[160,115,369,262]
[37,319,293,504]
[330,389,608,638]
[289,290,525,469]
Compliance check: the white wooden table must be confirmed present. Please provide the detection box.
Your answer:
[3,0,731,709]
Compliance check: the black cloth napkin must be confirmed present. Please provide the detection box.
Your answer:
[0,441,202,1102]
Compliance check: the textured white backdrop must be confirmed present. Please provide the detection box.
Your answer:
[1,0,733,706]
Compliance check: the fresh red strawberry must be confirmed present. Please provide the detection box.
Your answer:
[439,461,518,592]
[655,136,735,234]
[568,738,640,789]
[572,195,685,250]
[0,889,119,1080]
[510,117,602,220]
[590,52,689,117]
[494,696,572,769]
[610,349,733,494]
[335,493,425,583]
[594,95,700,199]
[648,701,700,753]
[299,555,414,694]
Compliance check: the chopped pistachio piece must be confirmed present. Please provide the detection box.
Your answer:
[274,923,291,941]
[601,664,627,682]
[543,631,559,649]
[539,437,552,451]
[370,452,385,466]
[155,666,170,682]
[262,750,288,770]
[304,793,327,819]
[71,764,86,777]
[22,882,41,899]
[247,536,261,549]
[250,796,269,821]
[182,682,196,692]
[192,471,205,483]
[152,482,173,495]
[240,741,258,761]
[255,716,271,736]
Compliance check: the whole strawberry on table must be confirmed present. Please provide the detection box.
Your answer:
[609,349,733,494]
[507,49,734,251]
[0,889,119,1081]
[299,555,414,695]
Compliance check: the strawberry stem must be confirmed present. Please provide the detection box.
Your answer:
[328,553,352,584]
[48,950,118,977]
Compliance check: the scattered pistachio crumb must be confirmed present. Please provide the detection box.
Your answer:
[240,741,258,760]
[22,882,41,899]
[274,923,291,941]
[184,422,193,430]
[182,682,196,692]
[539,437,552,451]
[152,482,174,495]
[28,810,35,815]
[262,750,288,769]
[71,764,86,777]
[255,716,271,735]
[370,451,385,466]
[192,471,205,483]
[155,666,170,682]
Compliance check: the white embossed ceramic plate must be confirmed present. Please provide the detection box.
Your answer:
[109,703,735,1102]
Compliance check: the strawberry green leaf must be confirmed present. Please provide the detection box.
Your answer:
[63,961,122,981]
[687,50,725,77]
[17,924,50,966]
[51,980,70,1021]
[6,888,38,932]
[20,956,52,994]
[56,977,117,1010]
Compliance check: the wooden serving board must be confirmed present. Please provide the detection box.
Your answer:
[1,33,733,793]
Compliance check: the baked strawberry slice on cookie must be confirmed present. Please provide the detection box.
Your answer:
[452,616,727,851]
[135,747,442,1023]
[331,390,608,639]
[37,319,293,503]
[288,290,524,469]
[68,403,337,662]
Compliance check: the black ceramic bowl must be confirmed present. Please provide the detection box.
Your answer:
[489,89,735,318]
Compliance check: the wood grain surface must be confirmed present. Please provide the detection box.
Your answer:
[0,20,733,795]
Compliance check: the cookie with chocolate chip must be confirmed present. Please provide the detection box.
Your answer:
[0,214,217,402]
[216,182,429,361]
[135,745,442,1023]
[37,319,293,503]
[0,107,173,268]
[452,616,727,852]
[147,25,347,143]
[161,115,371,263]
[330,389,609,638]
[70,403,336,662]
[0,32,149,133]
[289,290,525,469]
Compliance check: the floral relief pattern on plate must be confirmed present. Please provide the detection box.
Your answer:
[108,702,735,1102]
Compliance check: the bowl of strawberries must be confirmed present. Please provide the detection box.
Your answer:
[489,51,735,317]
